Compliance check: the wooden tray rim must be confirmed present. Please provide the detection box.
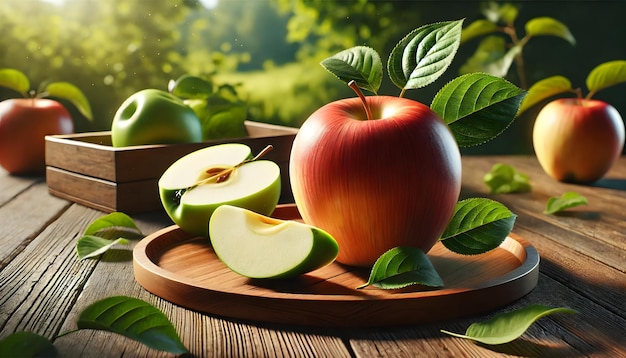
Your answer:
[134,223,540,303]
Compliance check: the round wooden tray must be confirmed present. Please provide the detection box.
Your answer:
[133,204,539,327]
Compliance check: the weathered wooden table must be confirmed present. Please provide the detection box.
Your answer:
[1,156,624,357]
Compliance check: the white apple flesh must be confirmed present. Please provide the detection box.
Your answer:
[209,205,338,279]
[159,143,281,237]
[290,96,462,267]
[533,98,625,183]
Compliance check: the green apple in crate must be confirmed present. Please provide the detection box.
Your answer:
[111,89,202,147]
[209,205,338,279]
[158,143,281,237]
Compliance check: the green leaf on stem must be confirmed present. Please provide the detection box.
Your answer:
[482,1,519,24]
[76,236,130,260]
[586,60,626,98]
[544,192,588,214]
[440,198,516,255]
[169,74,214,99]
[320,46,383,94]
[460,19,499,44]
[0,68,30,97]
[388,19,464,92]
[45,82,93,120]
[460,36,521,78]
[76,296,188,354]
[517,75,573,115]
[358,246,443,290]
[441,305,577,345]
[431,73,526,147]
[0,331,55,358]
[84,212,143,238]
[525,17,576,45]
[484,163,532,194]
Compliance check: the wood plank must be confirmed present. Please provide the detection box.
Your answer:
[0,205,100,340]
[348,272,626,357]
[52,211,352,357]
[0,181,71,270]
[0,169,44,205]
[513,226,625,317]
[45,121,297,182]
[460,156,626,270]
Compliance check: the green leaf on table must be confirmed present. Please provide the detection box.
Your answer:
[484,163,531,194]
[45,82,93,120]
[586,60,626,97]
[544,192,588,214]
[84,212,143,239]
[169,74,214,99]
[388,19,463,91]
[518,75,573,115]
[525,17,576,45]
[76,296,188,354]
[440,198,517,255]
[358,246,443,290]
[460,19,499,44]
[0,331,55,358]
[431,73,526,147]
[0,68,30,96]
[441,304,577,345]
[320,46,383,94]
[76,236,130,260]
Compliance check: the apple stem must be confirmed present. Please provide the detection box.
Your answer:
[574,88,585,104]
[186,145,274,190]
[348,80,373,121]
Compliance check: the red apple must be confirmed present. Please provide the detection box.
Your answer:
[533,98,625,183]
[289,95,462,267]
[0,98,73,175]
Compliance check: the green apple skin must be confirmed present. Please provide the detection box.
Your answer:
[111,89,203,147]
[209,205,339,279]
[159,143,281,238]
[184,98,248,140]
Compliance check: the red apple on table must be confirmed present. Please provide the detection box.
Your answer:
[0,68,92,175]
[289,91,462,267]
[0,98,74,174]
[533,98,625,183]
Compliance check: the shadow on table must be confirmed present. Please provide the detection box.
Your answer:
[591,178,626,191]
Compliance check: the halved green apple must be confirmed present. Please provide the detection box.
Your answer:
[158,143,281,237]
[209,205,339,279]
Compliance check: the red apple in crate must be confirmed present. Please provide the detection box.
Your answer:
[0,98,73,174]
[289,95,462,267]
[533,98,625,183]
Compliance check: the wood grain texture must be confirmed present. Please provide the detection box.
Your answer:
[44,121,298,213]
[1,156,624,357]
[0,180,71,270]
[132,204,539,327]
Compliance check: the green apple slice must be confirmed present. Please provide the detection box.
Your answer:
[209,205,339,279]
[159,143,281,237]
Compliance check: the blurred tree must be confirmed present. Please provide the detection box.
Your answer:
[0,0,198,131]
[275,0,425,62]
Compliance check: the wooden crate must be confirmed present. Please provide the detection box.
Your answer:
[45,121,298,213]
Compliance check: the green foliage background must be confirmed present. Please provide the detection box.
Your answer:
[1,0,625,154]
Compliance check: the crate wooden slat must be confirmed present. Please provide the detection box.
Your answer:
[45,121,298,213]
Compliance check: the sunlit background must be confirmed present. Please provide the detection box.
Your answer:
[2,0,625,154]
